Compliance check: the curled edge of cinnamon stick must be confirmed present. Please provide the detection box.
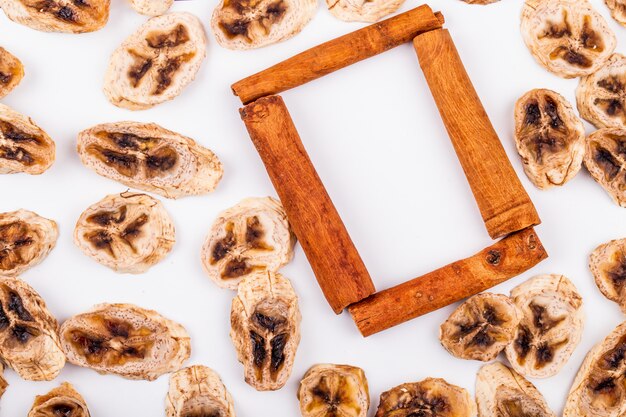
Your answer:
[348,227,548,337]
[232,5,444,104]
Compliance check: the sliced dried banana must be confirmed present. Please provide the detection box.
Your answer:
[590,238,626,312]
[584,128,626,207]
[514,89,585,189]
[375,378,476,417]
[505,274,584,378]
[0,210,58,278]
[298,364,369,417]
[462,0,499,4]
[0,363,7,399]
[211,0,317,50]
[28,382,90,417]
[521,0,616,78]
[606,0,626,27]
[60,303,190,381]
[0,277,65,381]
[104,13,207,110]
[439,293,522,362]
[476,362,556,417]
[129,0,173,16]
[326,0,404,23]
[0,47,23,99]
[73,193,175,274]
[166,365,236,417]
[0,0,109,33]
[201,197,295,290]
[77,122,223,199]
[231,270,300,391]
[0,104,55,175]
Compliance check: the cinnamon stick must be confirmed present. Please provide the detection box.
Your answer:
[413,29,541,239]
[348,227,547,337]
[240,95,376,313]
[232,5,444,104]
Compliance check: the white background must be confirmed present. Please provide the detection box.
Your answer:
[1,0,625,415]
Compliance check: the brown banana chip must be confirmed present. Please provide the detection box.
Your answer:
[60,303,191,381]
[521,0,616,78]
[104,13,207,110]
[0,277,65,381]
[0,363,7,399]
[590,238,626,312]
[129,0,173,16]
[73,193,175,274]
[28,382,91,417]
[514,89,585,189]
[326,0,405,23]
[298,364,370,417]
[606,0,626,26]
[0,47,24,99]
[584,128,626,207]
[0,0,109,33]
[0,104,55,175]
[231,270,300,391]
[77,122,223,199]
[166,365,236,417]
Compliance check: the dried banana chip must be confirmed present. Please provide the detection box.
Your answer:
[231,270,300,391]
[505,274,584,378]
[584,128,626,207]
[166,365,236,417]
[298,364,369,417]
[514,89,585,189]
[606,0,626,27]
[521,0,616,78]
[104,13,207,110]
[77,122,223,199]
[0,210,58,278]
[590,238,626,312]
[476,362,555,417]
[201,197,295,290]
[326,0,404,23]
[129,0,173,16]
[211,0,317,50]
[60,303,190,381]
[0,47,23,99]
[462,0,499,4]
[0,104,55,175]
[73,193,175,274]
[0,277,65,381]
[0,363,7,399]
[0,0,109,33]
[375,378,476,417]
[439,293,522,362]
[28,382,90,417]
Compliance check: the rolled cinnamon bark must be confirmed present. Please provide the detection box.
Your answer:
[413,29,541,239]
[240,95,376,313]
[348,227,547,337]
[232,5,444,104]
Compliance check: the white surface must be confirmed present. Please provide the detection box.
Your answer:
[1,0,625,415]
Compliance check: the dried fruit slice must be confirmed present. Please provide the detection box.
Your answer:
[231,270,300,391]
[73,193,175,274]
[0,210,58,278]
[298,364,369,417]
[129,0,173,16]
[0,277,65,381]
[606,0,626,27]
[521,0,616,78]
[0,104,55,175]
[476,362,556,417]
[505,274,584,378]
[77,122,223,199]
[211,0,317,50]
[28,382,90,417]
[60,303,190,381]
[0,47,24,99]
[514,89,585,189]
[0,0,109,33]
[0,363,8,399]
[584,128,626,207]
[590,238,626,312]
[104,13,207,110]
[375,378,476,417]
[166,365,236,417]
[439,293,522,362]
[462,0,499,4]
[326,0,404,23]
[201,197,295,290]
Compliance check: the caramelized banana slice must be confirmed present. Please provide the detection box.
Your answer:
[505,274,584,378]
[606,0,626,27]
[166,365,236,417]
[0,47,24,99]
[298,364,369,417]
[0,0,109,33]
[521,0,616,78]
[440,293,522,362]
[231,270,300,391]
[129,0,173,16]
[476,362,556,417]
[515,89,585,189]
[28,382,90,417]
[326,0,404,23]
[590,238,626,312]
[60,303,190,381]
[201,197,295,290]
[584,129,626,207]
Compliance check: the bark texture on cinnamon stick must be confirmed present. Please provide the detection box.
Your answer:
[240,95,376,313]
[232,5,444,104]
[413,29,541,239]
[348,227,547,337]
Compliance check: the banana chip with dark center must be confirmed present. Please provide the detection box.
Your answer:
[28,382,90,417]
[0,47,24,99]
[606,0,626,27]
[590,238,626,312]
[0,0,109,33]
[584,128,626,207]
